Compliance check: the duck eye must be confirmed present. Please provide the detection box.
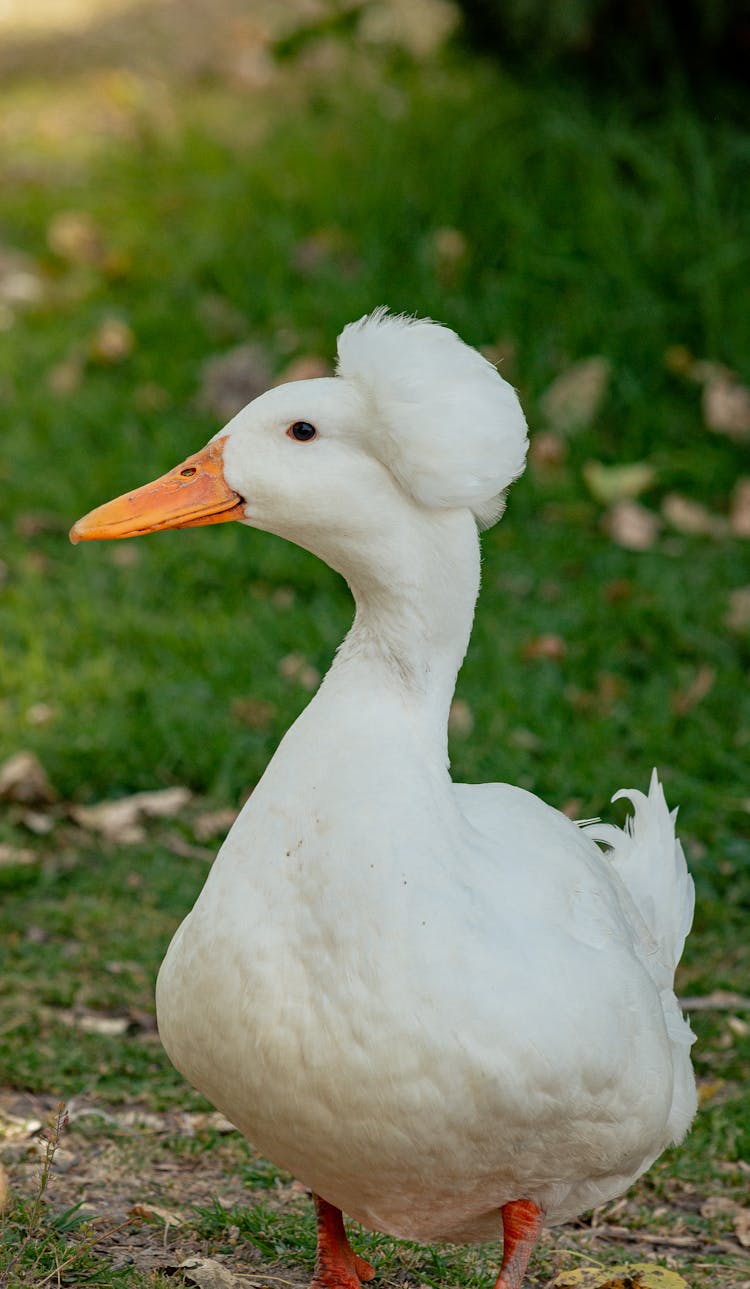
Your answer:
[287,421,317,442]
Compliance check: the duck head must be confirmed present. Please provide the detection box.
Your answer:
[70,309,529,582]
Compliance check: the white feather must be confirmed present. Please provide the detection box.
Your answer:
[336,309,528,528]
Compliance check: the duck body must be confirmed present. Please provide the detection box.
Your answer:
[73,309,696,1277]
[155,516,694,1244]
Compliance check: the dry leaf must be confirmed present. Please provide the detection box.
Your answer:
[130,1202,184,1227]
[47,210,105,266]
[72,786,191,844]
[672,664,716,715]
[230,697,276,729]
[180,1257,248,1289]
[47,357,84,395]
[700,1195,740,1219]
[0,1112,43,1141]
[730,478,750,538]
[448,699,474,736]
[274,354,332,384]
[292,227,359,278]
[703,375,750,440]
[430,226,470,287]
[21,809,56,836]
[725,586,750,632]
[529,430,568,474]
[197,343,272,421]
[89,317,134,364]
[0,844,37,868]
[278,653,320,690]
[680,990,750,1011]
[733,1208,750,1247]
[583,461,655,505]
[552,1265,689,1288]
[522,634,566,661]
[540,357,611,433]
[196,293,247,342]
[0,751,56,805]
[193,808,239,842]
[25,702,57,727]
[604,501,660,551]
[0,1162,9,1211]
[661,494,728,538]
[58,1009,129,1037]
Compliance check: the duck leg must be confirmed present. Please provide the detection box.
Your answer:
[493,1198,544,1289]
[311,1195,376,1289]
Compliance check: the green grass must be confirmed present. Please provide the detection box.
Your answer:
[1,6,749,1287]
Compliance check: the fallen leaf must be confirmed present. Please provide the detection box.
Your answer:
[292,227,359,278]
[604,501,660,551]
[47,210,105,266]
[71,786,191,844]
[700,1195,740,1219]
[196,293,247,342]
[230,696,276,729]
[180,1256,248,1289]
[58,1009,129,1037]
[0,751,56,805]
[661,494,728,538]
[680,990,750,1011]
[197,343,272,421]
[0,1162,9,1211]
[448,699,474,736]
[672,664,716,716]
[522,634,566,662]
[20,809,56,836]
[89,316,134,364]
[193,808,240,842]
[703,375,750,440]
[278,653,320,690]
[25,702,57,727]
[0,1112,43,1141]
[583,461,656,505]
[130,1202,184,1228]
[552,1265,689,1288]
[730,478,750,538]
[539,357,611,433]
[163,835,214,863]
[0,844,37,868]
[529,430,567,474]
[47,357,83,396]
[274,354,332,384]
[133,382,170,412]
[725,586,750,632]
[733,1208,750,1247]
[429,226,470,288]
[663,344,695,377]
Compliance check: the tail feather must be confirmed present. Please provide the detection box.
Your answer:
[584,769,695,984]
[584,770,697,1144]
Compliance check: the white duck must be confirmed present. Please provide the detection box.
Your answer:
[71,310,696,1289]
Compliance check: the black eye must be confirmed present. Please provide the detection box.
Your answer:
[287,421,317,442]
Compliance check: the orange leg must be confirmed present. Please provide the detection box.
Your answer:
[493,1198,544,1289]
[311,1194,376,1289]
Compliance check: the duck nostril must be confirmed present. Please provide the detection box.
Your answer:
[180,466,198,478]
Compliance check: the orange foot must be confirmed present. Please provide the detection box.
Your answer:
[310,1194,376,1289]
[493,1198,544,1289]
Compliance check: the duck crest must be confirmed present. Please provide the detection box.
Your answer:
[336,309,529,529]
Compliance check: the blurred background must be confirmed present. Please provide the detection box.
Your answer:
[0,0,749,1271]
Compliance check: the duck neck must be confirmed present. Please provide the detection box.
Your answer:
[326,509,481,754]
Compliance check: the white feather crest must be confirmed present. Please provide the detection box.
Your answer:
[335,309,528,529]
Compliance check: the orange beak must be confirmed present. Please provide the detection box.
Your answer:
[69,438,246,544]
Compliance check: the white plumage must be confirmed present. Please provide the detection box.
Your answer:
[72,309,696,1286]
